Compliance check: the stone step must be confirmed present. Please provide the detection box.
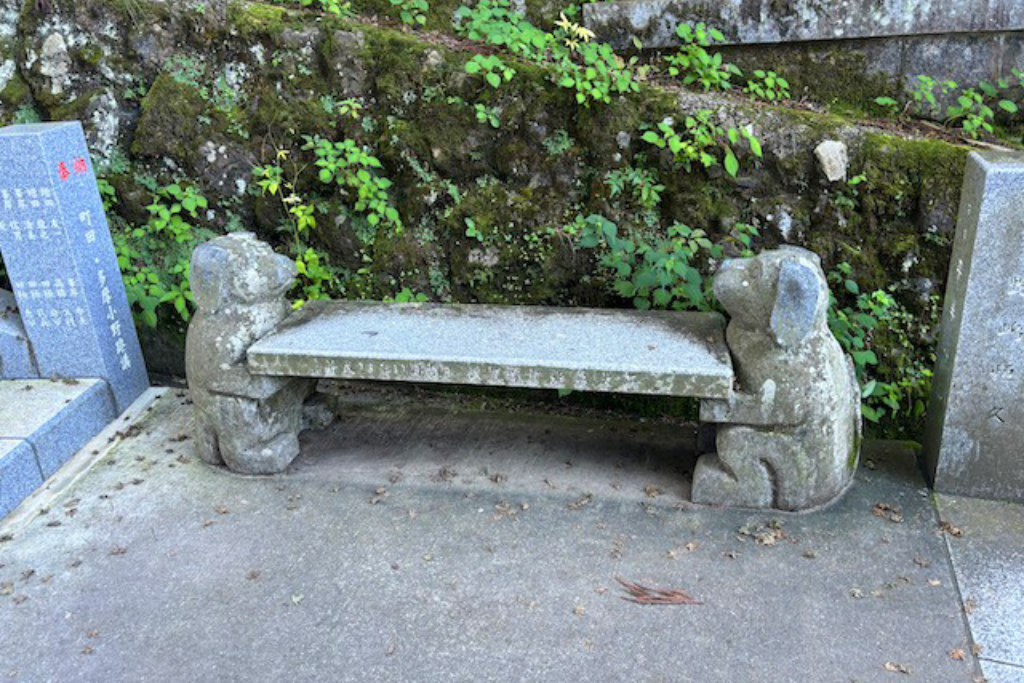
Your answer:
[247,301,734,399]
[0,377,116,516]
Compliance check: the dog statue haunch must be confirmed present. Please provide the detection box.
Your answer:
[693,247,862,511]
[185,233,312,474]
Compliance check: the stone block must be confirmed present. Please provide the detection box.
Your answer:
[925,151,1024,503]
[583,0,1024,50]
[0,439,43,518]
[0,378,116,479]
[247,300,735,399]
[0,122,148,412]
[0,289,38,378]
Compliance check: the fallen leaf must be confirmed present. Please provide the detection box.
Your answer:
[913,557,932,568]
[928,579,941,587]
[873,503,904,524]
[0,581,12,595]
[247,570,261,581]
[684,542,698,552]
[850,588,864,599]
[949,649,965,660]
[214,506,230,515]
[883,661,909,674]
[81,645,94,656]
[643,485,663,498]
[291,593,304,605]
[616,577,701,605]
[939,521,964,537]
[568,494,592,511]
[972,643,983,656]
[803,550,818,559]
[573,606,586,615]
[964,598,977,615]
[86,630,99,638]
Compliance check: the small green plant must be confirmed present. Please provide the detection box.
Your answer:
[541,129,573,156]
[12,104,42,125]
[552,39,639,105]
[114,183,213,327]
[389,0,429,26]
[464,217,484,242]
[455,0,637,107]
[320,95,363,120]
[945,87,995,138]
[386,287,430,302]
[826,262,937,428]
[286,0,354,17]
[604,165,664,212]
[465,54,517,88]
[744,70,790,102]
[874,75,956,117]
[641,112,762,177]
[455,0,551,60]
[473,103,501,128]
[579,215,758,312]
[164,55,207,94]
[303,135,402,232]
[666,23,741,92]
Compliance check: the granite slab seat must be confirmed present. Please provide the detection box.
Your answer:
[246,301,734,399]
[184,234,861,511]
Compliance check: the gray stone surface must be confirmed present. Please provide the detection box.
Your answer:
[582,0,1024,49]
[0,439,42,518]
[694,248,861,511]
[248,300,734,399]
[0,289,38,379]
[0,378,116,479]
[0,122,148,413]
[937,494,1024,678]
[814,140,848,183]
[185,233,312,475]
[0,390,985,682]
[924,151,1024,503]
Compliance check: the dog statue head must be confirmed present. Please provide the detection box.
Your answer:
[713,247,828,348]
[190,232,296,314]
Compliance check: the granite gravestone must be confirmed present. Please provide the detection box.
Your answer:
[0,122,147,412]
[924,151,1024,503]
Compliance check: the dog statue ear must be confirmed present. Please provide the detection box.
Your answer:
[190,242,231,314]
[770,258,824,348]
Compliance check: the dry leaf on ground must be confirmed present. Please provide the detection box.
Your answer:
[616,577,702,605]
[883,661,909,674]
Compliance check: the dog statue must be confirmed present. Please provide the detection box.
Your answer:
[692,247,862,510]
[185,232,313,474]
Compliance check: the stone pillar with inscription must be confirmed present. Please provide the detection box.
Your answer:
[924,151,1024,503]
[0,122,148,413]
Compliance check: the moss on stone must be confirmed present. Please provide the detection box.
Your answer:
[130,73,209,165]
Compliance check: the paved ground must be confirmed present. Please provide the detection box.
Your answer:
[0,385,1016,682]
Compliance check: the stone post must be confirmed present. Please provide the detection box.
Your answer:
[924,151,1024,502]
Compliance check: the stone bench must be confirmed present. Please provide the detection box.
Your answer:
[185,234,861,511]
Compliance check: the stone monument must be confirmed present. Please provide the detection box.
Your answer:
[924,151,1024,503]
[0,122,148,412]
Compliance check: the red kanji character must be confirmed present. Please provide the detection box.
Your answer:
[57,161,70,181]
[73,157,88,174]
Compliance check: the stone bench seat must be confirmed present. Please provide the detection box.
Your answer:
[246,300,734,399]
